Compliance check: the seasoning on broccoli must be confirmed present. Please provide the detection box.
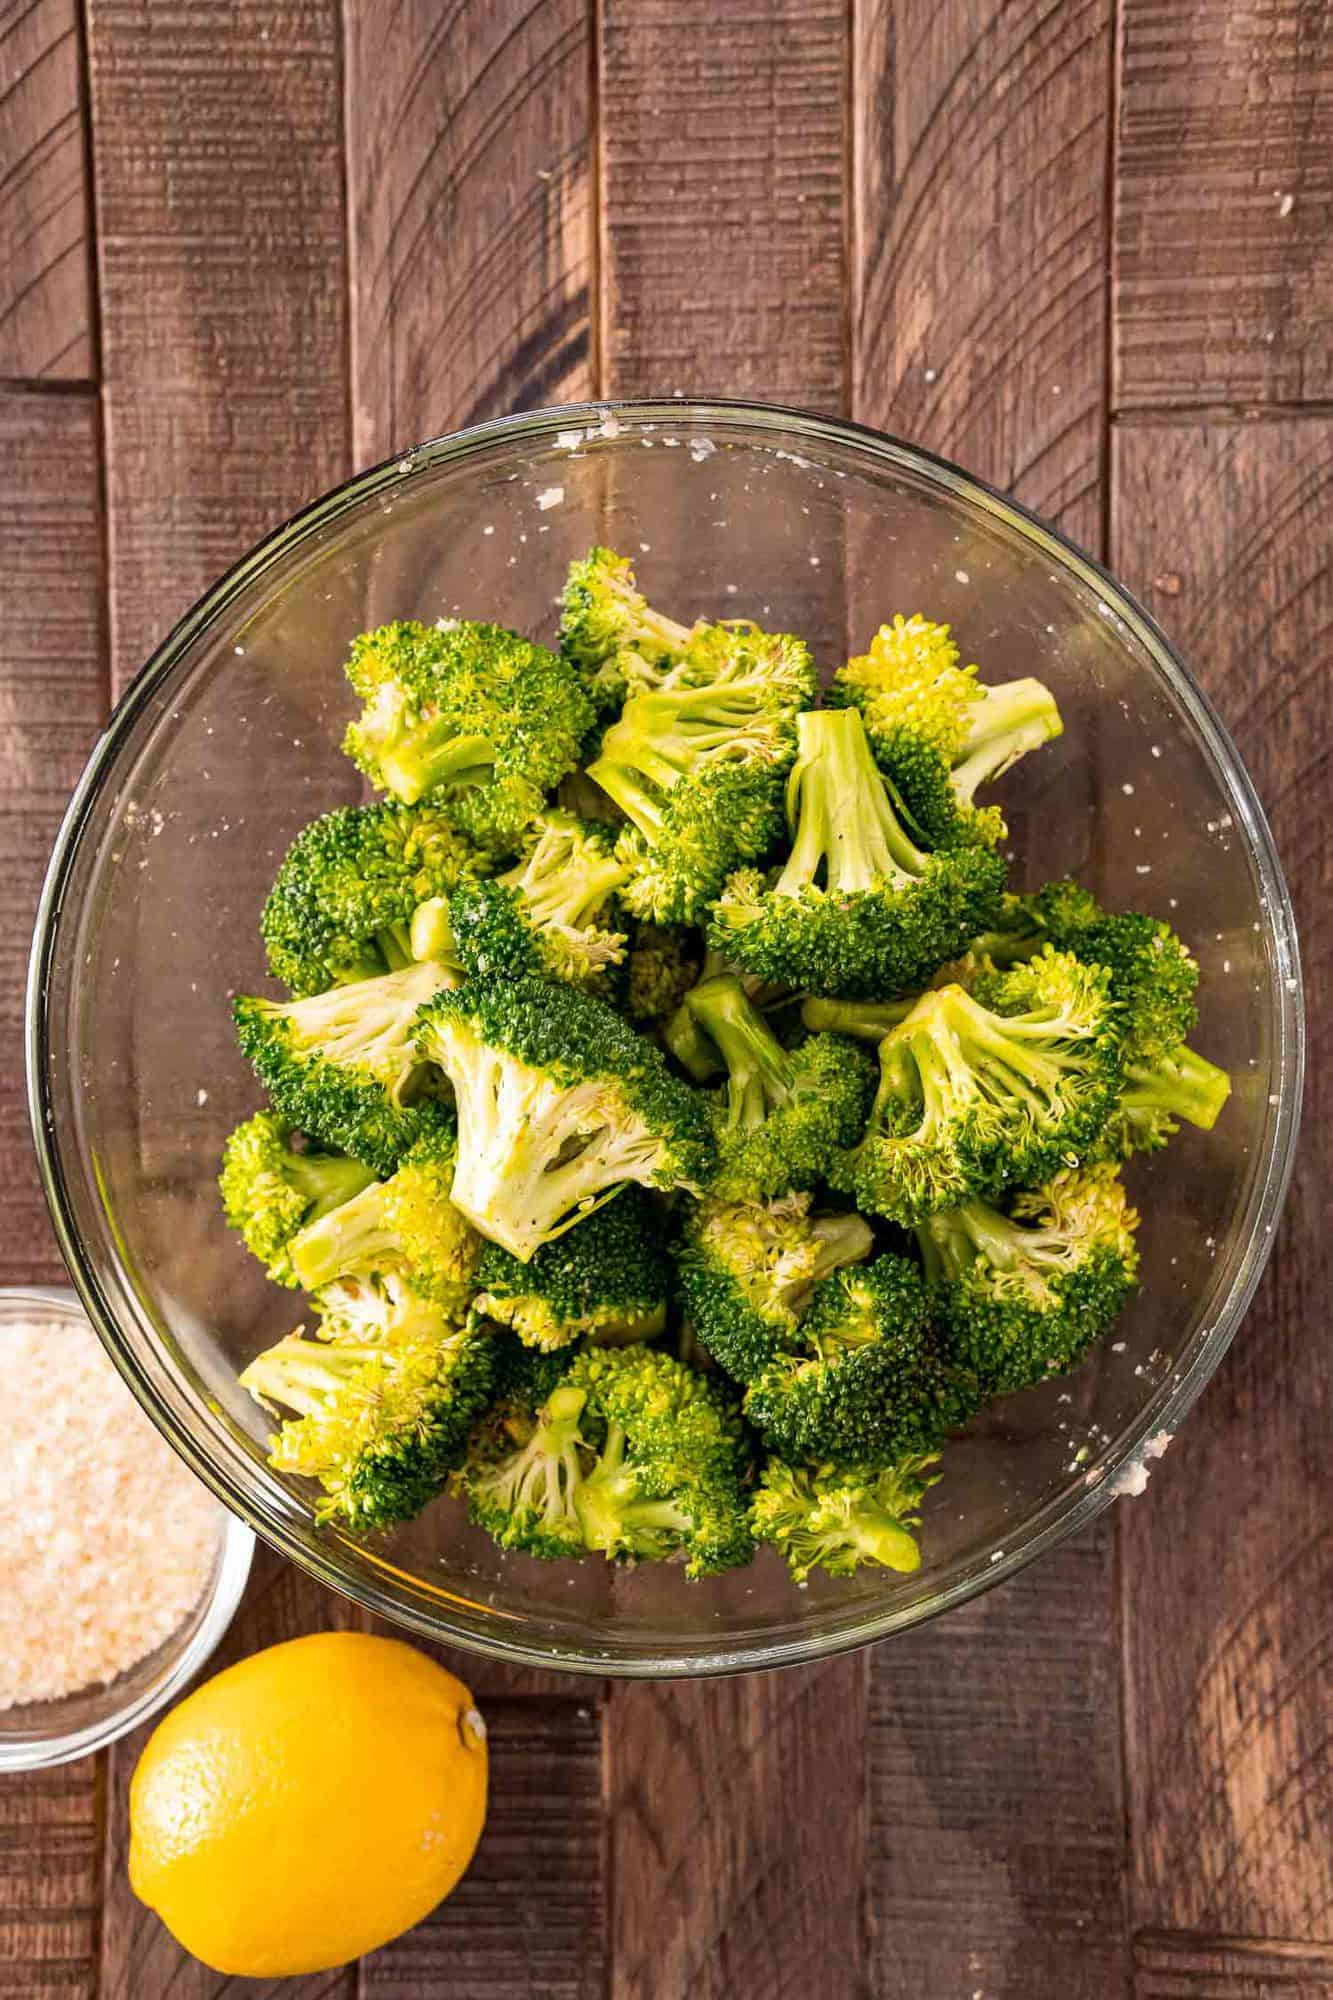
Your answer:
[831,614,1062,849]
[219,1111,376,1286]
[752,1454,940,1581]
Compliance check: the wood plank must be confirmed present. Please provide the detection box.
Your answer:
[0,1758,100,1999]
[345,0,594,468]
[599,0,847,408]
[853,0,1112,550]
[0,386,106,1284]
[1115,1,1333,412]
[85,0,349,690]
[605,1658,870,2000]
[1112,416,1333,1943]
[0,0,92,380]
[359,1699,605,2000]
[1135,1931,1333,2000]
[99,1545,358,2000]
[868,1518,1130,1998]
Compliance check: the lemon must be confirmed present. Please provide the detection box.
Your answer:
[129,1630,488,1976]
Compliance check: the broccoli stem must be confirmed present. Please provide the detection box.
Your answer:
[375,923,415,971]
[378,727,496,807]
[806,1212,877,1284]
[574,1422,691,1557]
[802,995,916,1041]
[287,1151,377,1223]
[409,897,457,965]
[776,709,926,898]
[1121,1044,1231,1129]
[588,680,789,830]
[662,1001,725,1081]
[243,1338,377,1417]
[505,849,629,931]
[954,679,1063,802]
[685,974,793,1128]
[290,1180,398,1290]
[828,1510,922,1574]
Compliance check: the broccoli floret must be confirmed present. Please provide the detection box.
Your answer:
[472,1190,669,1350]
[312,1269,459,1347]
[241,1323,496,1532]
[831,947,1123,1224]
[917,1163,1140,1394]
[831,614,1062,849]
[342,619,593,849]
[1098,1044,1232,1157]
[684,973,875,1201]
[751,1454,940,1581]
[260,802,486,996]
[413,975,715,1260]
[708,708,1006,999]
[625,923,702,1023]
[219,1112,376,1286]
[744,1255,978,1465]
[446,812,629,990]
[458,1378,591,1560]
[286,1127,481,1311]
[559,547,698,710]
[674,1192,874,1384]
[587,623,817,923]
[233,960,456,1177]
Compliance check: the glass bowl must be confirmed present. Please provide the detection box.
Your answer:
[0,1288,253,1770]
[26,401,1302,1678]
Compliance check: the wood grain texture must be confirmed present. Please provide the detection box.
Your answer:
[869,1518,1130,1999]
[359,1700,605,2000]
[853,0,1112,550]
[1115,1,1333,411]
[0,388,105,1284]
[599,0,847,407]
[0,1759,100,1999]
[0,0,92,379]
[1136,1932,1333,1999]
[85,0,348,689]
[605,1657,870,2000]
[345,0,593,466]
[1113,417,1332,1943]
[99,1546,358,2000]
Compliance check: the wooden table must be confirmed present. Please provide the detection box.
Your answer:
[2,4,1329,1995]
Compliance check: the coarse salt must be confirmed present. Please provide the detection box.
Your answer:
[0,1313,223,1710]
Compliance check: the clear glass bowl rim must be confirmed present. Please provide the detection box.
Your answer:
[0,1286,254,1769]
[25,398,1304,1679]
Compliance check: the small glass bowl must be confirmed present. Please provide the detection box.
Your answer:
[0,1288,253,1771]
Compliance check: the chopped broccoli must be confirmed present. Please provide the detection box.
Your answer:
[744,1254,979,1465]
[241,1323,496,1531]
[708,708,1006,999]
[312,1269,459,1347]
[446,812,629,990]
[286,1127,481,1311]
[831,614,1062,848]
[413,974,715,1260]
[684,973,875,1200]
[588,623,817,922]
[559,546,698,710]
[260,801,485,996]
[457,1377,591,1560]
[751,1454,940,1581]
[219,1111,376,1286]
[800,994,918,1041]
[342,618,593,849]
[625,923,702,1023]
[674,1192,875,1384]
[917,1162,1140,1394]
[233,959,456,1177]
[472,1190,669,1350]
[831,947,1123,1225]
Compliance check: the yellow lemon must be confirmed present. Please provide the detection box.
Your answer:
[129,1630,487,1976]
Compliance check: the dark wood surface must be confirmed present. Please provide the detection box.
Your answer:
[1,5,1329,1996]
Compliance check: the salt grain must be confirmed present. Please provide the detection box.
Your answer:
[0,1313,222,1710]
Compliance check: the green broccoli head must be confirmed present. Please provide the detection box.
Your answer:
[219,1111,376,1286]
[260,801,487,996]
[917,1162,1140,1395]
[472,1190,669,1350]
[311,1269,460,1347]
[744,1254,978,1466]
[674,1192,875,1384]
[240,1323,497,1532]
[625,923,703,1023]
[559,546,698,710]
[233,960,457,1177]
[413,974,715,1260]
[286,1126,482,1312]
[830,946,1124,1225]
[587,622,817,923]
[830,614,1062,849]
[751,1454,940,1582]
[707,708,1006,999]
[446,813,629,992]
[1030,881,1199,1064]
[342,618,593,850]
[457,1378,592,1561]
[684,973,875,1201]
